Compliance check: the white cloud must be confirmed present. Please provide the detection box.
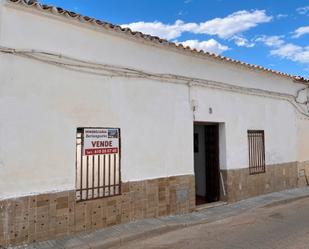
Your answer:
[293,26,309,38]
[256,35,309,65]
[178,39,230,54]
[271,44,309,64]
[276,14,288,19]
[193,10,272,38]
[231,36,255,47]
[122,10,272,40]
[121,20,186,40]
[255,35,285,47]
[296,6,309,15]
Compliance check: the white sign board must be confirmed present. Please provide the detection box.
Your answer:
[83,128,119,156]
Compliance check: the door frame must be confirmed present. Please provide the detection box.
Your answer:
[194,122,221,204]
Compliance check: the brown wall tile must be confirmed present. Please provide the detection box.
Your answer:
[222,162,299,202]
[0,175,195,247]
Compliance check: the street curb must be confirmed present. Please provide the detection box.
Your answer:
[119,224,184,245]
[88,237,120,249]
[82,224,185,249]
[261,194,309,209]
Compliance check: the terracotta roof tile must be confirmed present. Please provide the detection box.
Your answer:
[5,0,309,83]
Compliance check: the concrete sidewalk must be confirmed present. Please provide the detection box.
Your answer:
[10,187,309,249]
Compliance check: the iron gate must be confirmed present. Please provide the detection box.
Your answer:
[75,128,121,202]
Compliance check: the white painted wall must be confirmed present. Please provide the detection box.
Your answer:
[297,116,309,162]
[0,54,193,198]
[191,86,299,169]
[0,3,308,198]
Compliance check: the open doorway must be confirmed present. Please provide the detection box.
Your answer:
[194,123,220,205]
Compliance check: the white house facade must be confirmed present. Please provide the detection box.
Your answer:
[0,0,309,246]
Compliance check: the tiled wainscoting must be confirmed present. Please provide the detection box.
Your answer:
[0,175,195,247]
[2,162,308,247]
[221,162,299,202]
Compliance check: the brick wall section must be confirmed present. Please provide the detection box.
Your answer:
[221,162,298,202]
[0,175,195,247]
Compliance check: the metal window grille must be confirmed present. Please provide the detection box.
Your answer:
[247,130,265,175]
[76,128,121,202]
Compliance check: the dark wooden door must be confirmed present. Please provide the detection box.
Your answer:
[205,124,220,202]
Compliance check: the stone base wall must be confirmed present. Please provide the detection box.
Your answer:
[297,161,309,187]
[0,175,195,247]
[221,162,298,202]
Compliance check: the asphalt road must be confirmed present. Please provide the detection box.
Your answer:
[115,197,309,249]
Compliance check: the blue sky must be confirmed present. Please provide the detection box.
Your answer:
[40,0,309,78]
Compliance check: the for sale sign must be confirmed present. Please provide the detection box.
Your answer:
[83,128,119,156]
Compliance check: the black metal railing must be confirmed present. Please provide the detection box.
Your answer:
[75,128,121,202]
[248,130,266,175]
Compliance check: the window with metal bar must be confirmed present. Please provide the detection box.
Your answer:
[76,128,121,202]
[247,130,265,175]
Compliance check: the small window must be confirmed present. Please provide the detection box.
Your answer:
[76,127,121,202]
[247,130,265,175]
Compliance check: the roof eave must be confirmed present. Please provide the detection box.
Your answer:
[4,0,309,84]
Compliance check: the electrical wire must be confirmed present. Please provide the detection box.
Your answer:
[1,45,309,117]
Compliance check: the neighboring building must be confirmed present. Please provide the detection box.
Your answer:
[0,0,309,246]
